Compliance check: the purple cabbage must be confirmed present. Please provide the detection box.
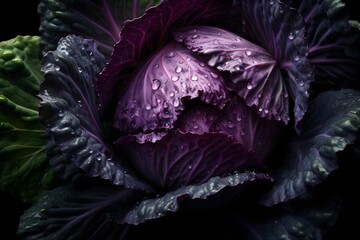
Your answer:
[9,0,360,239]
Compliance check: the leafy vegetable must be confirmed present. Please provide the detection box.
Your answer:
[234,0,314,128]
[38,35,152,191]
[115,171,272,224]
[114,42,228,134]
[97,0,237,111]
[0,36,55,202]
[38,0,160,56]
[284,0,360,89]
[262,89,360,206]
[1,0,359,239]
[174,26,290,124]
[17,182,141,240]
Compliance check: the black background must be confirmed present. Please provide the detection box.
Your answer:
[0,1,359,239]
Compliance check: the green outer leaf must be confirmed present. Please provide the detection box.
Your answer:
[0,36,55,203]
[262,89,360,206]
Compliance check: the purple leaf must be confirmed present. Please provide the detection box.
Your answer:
[234,0,314,128]
[97,0,237,112]
[116,131,265,191]
[39,35,152,191]
[113,42,228,133]
[38,0,156,56]
[174,26,290,124]
[177,97,283,160]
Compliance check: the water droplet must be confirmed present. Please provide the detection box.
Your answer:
[145,103,151,110]
[188,165,193,170]
[171,75,179,81]
[163,101,169,108]
[151,79,161,90]
[168,203,176,210]
[192,34,199,39]
[177,35,184,42]
[193,124,199,129]
[78,67,83,73]
[210,72,218,79]
[236,114,242,122]
[175,66,183,73]
[95,153,102,161]
[173,98,180,107]
[264,109,269,114]
[245,49,252,56]
[259,108,263,112]
[240,129,245,136]
[199,62,205,67]
[299,81,305,87]
[293,55,300,61]
[246,83,253,89]
[167,51,175,58]
[227,121,234,128]
[186,57,191,62]
[191,74,198,81]
[54,65,60,71]
[288,32,295,40]
[285,114,290,122]
[154,64,159,69]
[77,100,83,108]
[258,94,262,98]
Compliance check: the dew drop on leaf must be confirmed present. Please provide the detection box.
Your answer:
[171,75,179,82]
[175,66,183,73]
[191,74,199,81]
[151,79,161,90]
[288,32,295,40]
